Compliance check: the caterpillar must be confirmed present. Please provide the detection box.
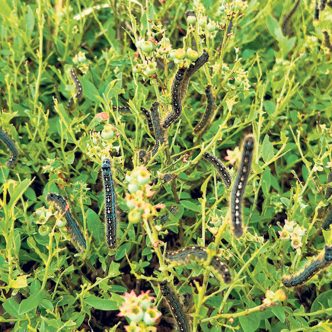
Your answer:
[159,281,190,332]
[325,245,332,261]
[281,0,301,36]
[150,102,164,156]
[315,0,320,19]
[320,0,327,10]
[101,158,117,248]
[113,105,131,112]
[282,245,332,287]
[230,134,255,237]
[166,246,208,262]
[0,128,19,167]
[138,150,147,163]
[161,173,177,184]
[67,68,83,109]
[166,246,231,283]
[141,107,154,137]
[323,31,332,52]
[163,68,186,129]
[203,152,231,188]
[194,85,215,135]
[322,209,332,230]
[326,171,332,199]
[47,193,87,249]
[180,50,209,101]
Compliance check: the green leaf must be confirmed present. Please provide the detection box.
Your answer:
[84,295,118,311]
[271,306,286,323]
[180,200,201,213]
[18,290,43,315]
[81,78,100,102]
[8,178,34,210]
[86,208,104,242]
[3,297,20,318]
[266,15,283,41]
[239,311,262,332]
[262,167,272,197]
[261,135,274,163]
[311,289,332,312]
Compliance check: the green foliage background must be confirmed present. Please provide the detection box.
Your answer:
[0,0,331,331]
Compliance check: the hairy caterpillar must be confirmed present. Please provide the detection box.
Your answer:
[203,152,231,188]
[230,134,255,237]
[180,50,209,100]
[282,245,332,287]
[160,281,190,332]
[326,171,332,199]
[150,102,164,156]
[166,246,231,283]
[320,0,327,10]
[163,68,186,129]
[323,31,332,51]
[282,0,300,36]
[67,68,83,109]
[101,158,117,248]
[139,150,147,163]
[47,193,87,249]
[161,173,177,183]
[194,85,215,135]
[315,0,320,19]
[113,105,131,112]
[141,107,154,137]
[0,128,19,167]
[322,209,332,230]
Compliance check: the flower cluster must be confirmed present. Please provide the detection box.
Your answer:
[278,219,306,250]
[125,167,161,224]
[263,289,287,307]
[72,51,90,73]
[118,290,161,331]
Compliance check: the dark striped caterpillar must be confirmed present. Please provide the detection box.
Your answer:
[67,68,83,109]
[326,171,332,199]
[203,152,231,188]
[163,68,186,129]
[322,209,332,230]
[0,128,19,167]
[150,102,164,156]
[320,0,327,10]
[166,246,231,283]
[323,31,332,52]
[141,107,155,137]
[159,281,190,332]
[315,0,320,19]
[113,105,131,112]
[282,245,332,287]
[194,85,215,135]
[101,158,117,248]
[47,193,87,249]
[230,134,255,237]
[281,0,300,36]
[180,50,209,100]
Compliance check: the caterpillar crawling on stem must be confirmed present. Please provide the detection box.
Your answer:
[163,68,186,129]
[180,50,209,100]
[67,68,83,109]
[47,193,87,249]
[159,281,190,332]
[0,128,19,167]
[282,245,332,287]
[230,134,255,237]
[203,152,231,188]
[166,246,231,283]
[101,158,117,248]
[194,85,215,136]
